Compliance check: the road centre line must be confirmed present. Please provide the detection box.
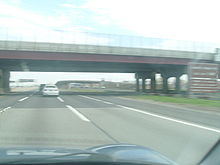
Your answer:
[57,97,64,102]
[18,97,29,102]
[79,95,220,133]
[65,105,90,122]
[117,105,220,133]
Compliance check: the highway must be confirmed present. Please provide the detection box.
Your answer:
[0,93,219,165]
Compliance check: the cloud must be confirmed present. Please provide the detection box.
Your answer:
[79,0,220,43]
[0,0,112,44]
[0,1,70,29]
[60,3,78,9]
[1,0,220,49]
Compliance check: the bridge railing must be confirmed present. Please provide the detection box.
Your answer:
[0,27,219,54]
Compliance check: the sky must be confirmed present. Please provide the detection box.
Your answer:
[1,0,220,42]
[1,0,220,83]
[11,72,135,83]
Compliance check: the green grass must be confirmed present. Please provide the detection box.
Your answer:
[128,95,220,108]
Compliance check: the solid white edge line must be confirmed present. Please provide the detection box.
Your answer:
[102,101,114,105]
[78,95,220,133]
[57,97,64,102]
[1,106,11,112]
[65,105,90,122]
[79,95,113,105]
[117,105,220,133]
[3,106,11,111]
[119,97,220,116]
[18,97,29,102]
[79,95,102,102]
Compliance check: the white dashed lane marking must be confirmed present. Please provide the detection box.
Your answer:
[65,105,90,122]
[18,97,29,102]
[57,97,64,102]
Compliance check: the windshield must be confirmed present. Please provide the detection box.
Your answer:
[0,0,220,165]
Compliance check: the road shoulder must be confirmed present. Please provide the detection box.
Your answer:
[119,96,220,116]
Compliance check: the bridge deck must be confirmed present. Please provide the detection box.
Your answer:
[0,40,214,60]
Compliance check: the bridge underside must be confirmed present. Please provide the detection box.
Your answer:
[0,59,186,73]
[0,59,187,94]
[0,50,188,93]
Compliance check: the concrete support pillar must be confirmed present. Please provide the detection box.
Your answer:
[175,75,181,93]
[150,73,156,92]
[162,77,169,94]
[0,70,2,93]
[135,73,140,92]
[142,78,146,92]
[135,72,150,93]
[0,69,10,93]
[160,67,185,94]
[136,77,140,92]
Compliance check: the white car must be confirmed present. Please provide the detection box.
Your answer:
[42,85,59,96]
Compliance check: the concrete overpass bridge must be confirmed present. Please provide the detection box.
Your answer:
[0,40,219,94]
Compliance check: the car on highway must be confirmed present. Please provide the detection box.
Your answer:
[42,84,59,96]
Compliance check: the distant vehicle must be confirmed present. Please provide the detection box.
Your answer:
[42,84,59,96]
[69,83,81,88]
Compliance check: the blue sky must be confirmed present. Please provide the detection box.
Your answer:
[0,0,219,83]
[0,0,133,35]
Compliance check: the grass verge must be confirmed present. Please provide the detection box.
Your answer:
[127,95,220,108]
[60,88,105,93]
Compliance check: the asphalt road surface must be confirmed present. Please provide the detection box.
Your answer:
[0,93,219,165]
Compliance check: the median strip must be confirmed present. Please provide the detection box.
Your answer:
[18,97,29,102]
[117,105,220,133]
[65,105,90,122]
